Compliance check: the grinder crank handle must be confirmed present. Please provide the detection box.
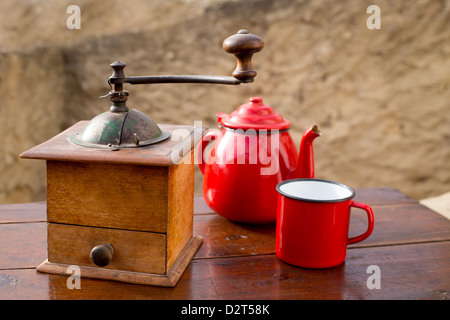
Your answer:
[107,30,264,89]
[223,29,264,83]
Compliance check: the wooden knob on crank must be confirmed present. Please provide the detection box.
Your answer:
[223,29,264,83]
[90,243,115,267]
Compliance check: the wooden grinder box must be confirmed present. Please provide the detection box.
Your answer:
[20,121,205,287]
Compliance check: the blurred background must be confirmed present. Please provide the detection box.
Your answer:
[0,0,449,208]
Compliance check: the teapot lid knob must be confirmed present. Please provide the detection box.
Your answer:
[218,97,290,131]
[249,97,263,103]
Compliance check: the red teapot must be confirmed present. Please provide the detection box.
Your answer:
[198,97,321,224]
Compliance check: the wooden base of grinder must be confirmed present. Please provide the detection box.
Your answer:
[36,235,202,287]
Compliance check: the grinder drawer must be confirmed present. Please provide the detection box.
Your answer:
[47,223,167,274]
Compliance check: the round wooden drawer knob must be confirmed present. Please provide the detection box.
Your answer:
[90,243,115,267]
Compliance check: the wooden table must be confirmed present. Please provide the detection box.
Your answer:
[0,188,449,301]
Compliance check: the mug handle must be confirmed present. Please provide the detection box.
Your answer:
[197,130,219,175]
[347,201,375,245]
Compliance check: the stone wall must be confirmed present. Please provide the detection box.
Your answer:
[1,0,449,203]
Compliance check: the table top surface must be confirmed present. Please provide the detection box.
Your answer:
[0,188,449,300]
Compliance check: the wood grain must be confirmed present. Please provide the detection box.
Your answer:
[0,202,46,223]
[352,187,416,206]
[1,189,449,299]
[47,223,167,274]
[189,241,450,300]
[0,222,46,269]
[2,194,450,269]
[47,160,169,233]
[1,241,449,300]
[0,188,416,223]
[37,236,202,287]
[194,213,276,259]
[347,202,450,247]
[192,203,450,259]
[166,151,195,271]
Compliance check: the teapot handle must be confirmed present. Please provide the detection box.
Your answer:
[198,130,220,175]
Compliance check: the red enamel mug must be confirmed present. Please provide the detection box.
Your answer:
[275,179,374,268]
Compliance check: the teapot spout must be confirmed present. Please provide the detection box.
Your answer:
[290,125,321,179]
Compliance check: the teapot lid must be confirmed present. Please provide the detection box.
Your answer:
[218,97,290,130]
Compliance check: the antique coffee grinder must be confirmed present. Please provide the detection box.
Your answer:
[20,29,263,286]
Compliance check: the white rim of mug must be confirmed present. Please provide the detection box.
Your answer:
[276,178,356,203]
